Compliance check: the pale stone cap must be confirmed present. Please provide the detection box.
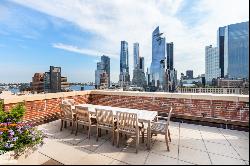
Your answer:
[2,90,249,104]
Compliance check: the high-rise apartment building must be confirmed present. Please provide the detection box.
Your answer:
[32,66,65,93]
[95,55,110,89]
[150,26,166,90]
[223,21,249,79]
[205,45,220,84]
[119,41,130,87]
[49,66,61,93]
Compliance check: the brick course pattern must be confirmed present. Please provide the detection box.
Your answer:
[89,94,249,125]
[3,95,89,125]
[2,92,249,127]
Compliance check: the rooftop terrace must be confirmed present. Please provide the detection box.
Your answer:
[7,119,249,165]
[0,90,249,165]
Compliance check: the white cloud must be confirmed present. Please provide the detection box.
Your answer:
[52,43,117,58]
[12,0,249,80]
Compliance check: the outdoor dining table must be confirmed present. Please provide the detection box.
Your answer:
[74,103,158,150]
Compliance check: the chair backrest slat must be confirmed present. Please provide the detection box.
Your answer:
[60,103,73,119]
[117,111,138,133]
[96,109,114,127]
[75,106,90,122]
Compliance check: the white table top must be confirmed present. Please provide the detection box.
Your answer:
[75,104,158,122]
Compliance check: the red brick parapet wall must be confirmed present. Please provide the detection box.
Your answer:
[1,90,249,127]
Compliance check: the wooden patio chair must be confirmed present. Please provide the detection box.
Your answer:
[75,105,96,139]
[59,103,76,134]
[151,107,173,151]
[95,108,116,145]
[116,111,139,153]
[62,99,75,105]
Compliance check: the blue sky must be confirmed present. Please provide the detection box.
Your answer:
[0,0,249,83]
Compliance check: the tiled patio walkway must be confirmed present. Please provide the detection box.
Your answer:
[12,120,249,165]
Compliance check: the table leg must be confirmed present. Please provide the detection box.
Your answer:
[147,121,151,150]
[64,121,67,128]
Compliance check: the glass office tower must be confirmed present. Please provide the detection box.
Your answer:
[101,55,110,87]
[133,43,139,69]
[119,41,130,86]
[217,26,225,78]
[150,26,166,89]
[223,21,249,79]
[166,42,174,70]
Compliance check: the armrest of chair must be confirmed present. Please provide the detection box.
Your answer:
[156,115,168,120]
[90,114,96,119]
[152,121,168,125]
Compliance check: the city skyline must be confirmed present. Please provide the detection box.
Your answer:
[0,0,249,83]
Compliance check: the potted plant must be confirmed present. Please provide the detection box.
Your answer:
[0,101,45,163]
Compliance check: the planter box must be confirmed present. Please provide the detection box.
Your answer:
[0,144,40,164]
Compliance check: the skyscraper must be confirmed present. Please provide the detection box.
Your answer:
[150,26,166,90]
[217,26,226,77]
[101,55,110,87]
[223,21,249,79]
[119,41,130,87]
[95,62,102,88]
[132,43,146,88]
[139,57,144,72]
[166,42,177,92]
[166,42,174,70]
[205,45,220,84]
[133,43,139,69]
[95,55,110,89]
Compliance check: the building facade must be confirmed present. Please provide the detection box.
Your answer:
[223,21,249,79]
[165,42,177,92]
[32,66,65,93]
[119,41,130,87]
[215,21,249,80]
[205,45,220,84]
[166,42,174,70]
[31,73,44,93]
[61,76,70,91]
[49,66,61,93]
[150,26,166,90]
[186,70,193,79]
[217,26,226,77]
[95,55,110,89]
[133,43,139,69]
[132,43,146,88]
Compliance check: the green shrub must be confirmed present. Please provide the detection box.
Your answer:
[0,102,25,123]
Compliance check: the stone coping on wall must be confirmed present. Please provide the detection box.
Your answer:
[1,90,249,104]
[1,90,92,104]
[90,90,249,102]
